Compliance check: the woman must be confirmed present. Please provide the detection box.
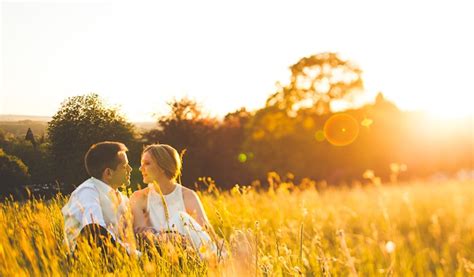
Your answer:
[130,144,218,257]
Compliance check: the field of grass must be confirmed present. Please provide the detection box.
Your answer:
[0,178,473,276]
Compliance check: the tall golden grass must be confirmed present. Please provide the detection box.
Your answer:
[1,177,473,276]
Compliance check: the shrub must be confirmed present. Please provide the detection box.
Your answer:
[0,148,30,198]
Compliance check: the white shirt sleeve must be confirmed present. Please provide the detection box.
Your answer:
[72,187,107,228]
[63,185,142,257]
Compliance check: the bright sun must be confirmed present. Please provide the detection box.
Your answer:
[419,97,473,119]
[364,69,473,120]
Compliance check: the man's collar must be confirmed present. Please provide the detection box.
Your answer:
[90,177,115,193]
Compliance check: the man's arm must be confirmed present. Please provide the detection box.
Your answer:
[74,187,107,228]
[71,188,140,256]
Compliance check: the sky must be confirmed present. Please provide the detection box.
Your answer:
[1,0,473,122]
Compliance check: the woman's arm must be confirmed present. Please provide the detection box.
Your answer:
[130,189,152,233]
[183,188,218,237]
[183,188,228,258]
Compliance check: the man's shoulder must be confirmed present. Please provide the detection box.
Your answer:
[62,179,100,214]
[70,178,99,197]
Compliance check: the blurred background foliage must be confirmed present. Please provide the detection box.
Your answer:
[0,52,472,198]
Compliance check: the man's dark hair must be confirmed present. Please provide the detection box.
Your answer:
[84,141,128,179]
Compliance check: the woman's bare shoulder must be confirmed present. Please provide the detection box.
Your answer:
[181,185,198,199]
[181,186,202,209]
[131,187,150,202]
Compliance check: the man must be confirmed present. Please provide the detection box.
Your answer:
[62,141,137,256]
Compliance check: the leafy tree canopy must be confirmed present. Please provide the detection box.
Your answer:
[47,93,136,191]
[267,52,363,115]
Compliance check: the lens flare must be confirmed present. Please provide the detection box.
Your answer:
[238,153,247,163]
[315,130,325,142]
[323,113,359,146]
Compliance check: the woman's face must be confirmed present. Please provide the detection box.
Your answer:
[140,151,164,184]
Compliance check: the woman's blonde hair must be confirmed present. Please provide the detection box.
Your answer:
[143,144,182,181]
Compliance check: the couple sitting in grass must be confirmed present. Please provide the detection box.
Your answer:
[61,141,219,260]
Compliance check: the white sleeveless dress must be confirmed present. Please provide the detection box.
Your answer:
[146,183,217,256]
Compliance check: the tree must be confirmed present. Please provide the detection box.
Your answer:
[267,52,363,115]
[144,101,255,189]
[0,148,30,198]
[25,128,37,149]
[241,52,365,183]
[210,108,254,188]
[163,97,204,122]
[143,98,218,186]
[48,93,136,192]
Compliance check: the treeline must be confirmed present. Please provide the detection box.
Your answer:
[0,120,48,138]
[1,52,472,198]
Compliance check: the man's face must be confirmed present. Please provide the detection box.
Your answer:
[109,151,132,189]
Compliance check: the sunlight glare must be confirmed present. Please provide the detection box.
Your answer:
[323,113,359,146]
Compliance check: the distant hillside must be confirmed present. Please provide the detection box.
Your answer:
[0,114,155,138]
[134,121,156,131]
[0,114,52,122]
[0,120,49,137]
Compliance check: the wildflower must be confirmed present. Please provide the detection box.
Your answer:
[199,244,208,254]
[363,170,375,179]
[302,207,308,218]
[390,163,400,173]
[385,241,395,253]
[361,117,373,128]
[231,185,241,196]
